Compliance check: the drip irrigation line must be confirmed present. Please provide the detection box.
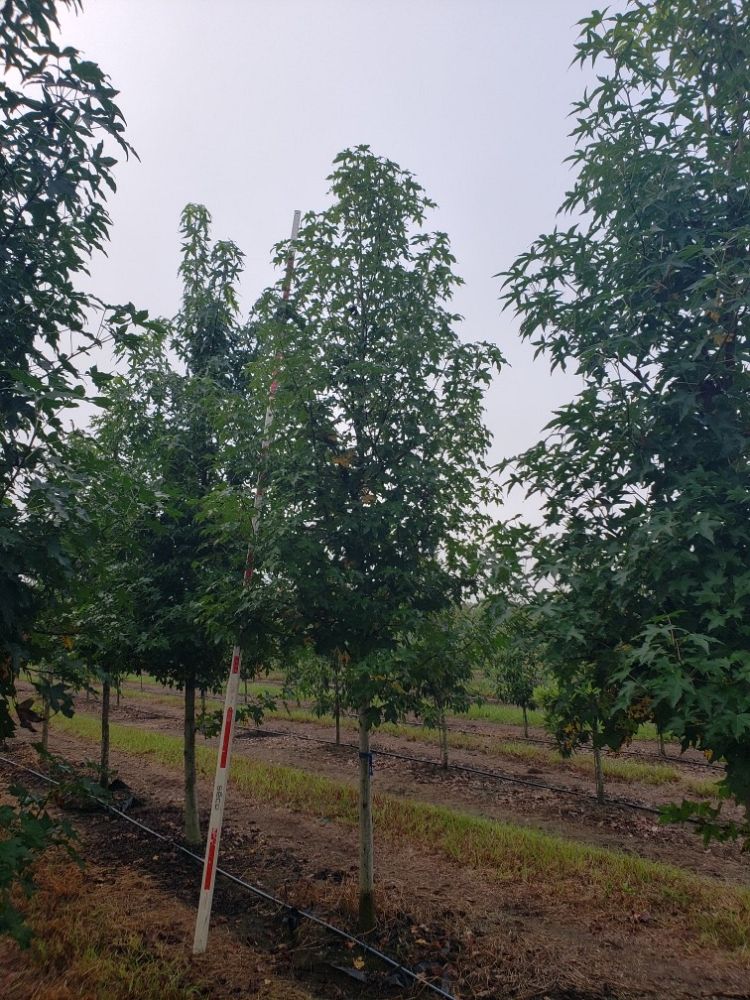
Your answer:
[335,710,723,774]
[117,679,722,772]
[241,725,675,819]
[0,753,456,1000]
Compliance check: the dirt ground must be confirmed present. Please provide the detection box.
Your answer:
[3,714,750,999]
[85,683,748,887]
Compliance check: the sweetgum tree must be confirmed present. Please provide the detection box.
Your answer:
[97,205,274,844]
[261,147,503,927]
[0,0,142,740]
[502,1,750,830]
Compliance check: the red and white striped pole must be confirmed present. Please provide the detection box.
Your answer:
[193,209,302,955]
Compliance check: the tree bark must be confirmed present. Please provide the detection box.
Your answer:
[522,704,529,739]
[333,661,341,746]
[658,731,668,759]
[440,708,449,770]
[100,677,111,788]
[184,675,201,845]
[358,704,375,932]
[41,691,50,753]
[116,683,120,707]
[593,743,605,804]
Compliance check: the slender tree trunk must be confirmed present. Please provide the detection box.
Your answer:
[140,673,144,692]
[522,704,529,740]
[100,677,111,788]
[116,683,120,707]
[243,678,248,704]
[333,663,341,746]
[184,676,201,845]
[440,708,449,770]
[593,743,605,803]
[200,688,206,718]
[41,691,50,753]
[358,704,375,932]
[658,731,668,759]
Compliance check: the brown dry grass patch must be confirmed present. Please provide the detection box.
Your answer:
[0,852,312,1000]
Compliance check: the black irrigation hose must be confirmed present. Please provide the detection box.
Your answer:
[337,710,724,773]
[243,725,673,819]
[0,754,456,1000]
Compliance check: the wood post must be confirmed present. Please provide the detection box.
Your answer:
[192,209,301,955]
[193,646,242,953]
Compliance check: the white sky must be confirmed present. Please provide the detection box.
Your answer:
[58,0,615,518]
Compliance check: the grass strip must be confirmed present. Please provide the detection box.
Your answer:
[114,687,720,795]
[54,713,749,952]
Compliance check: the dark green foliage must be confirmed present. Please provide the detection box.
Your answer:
[490,607,544,735]
[261,147,504,718]
[502,1,750,821]
[0,0,142,739]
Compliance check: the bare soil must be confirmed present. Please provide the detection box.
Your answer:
[3,715,750,999]
[89,683,748,887]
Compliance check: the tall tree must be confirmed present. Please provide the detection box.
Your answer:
[502,1,750,828]
[98,204,265,844]
[0,0,142,738]
[262,147,503,927]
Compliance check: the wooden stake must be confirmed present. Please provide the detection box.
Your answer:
[193,210,301,955]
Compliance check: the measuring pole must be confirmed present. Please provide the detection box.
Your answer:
[193,209,301,955]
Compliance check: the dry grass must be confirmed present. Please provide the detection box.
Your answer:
[0,854,313,1000]
[54,713,750,953]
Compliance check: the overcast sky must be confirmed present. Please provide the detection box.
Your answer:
[58,0,614,518]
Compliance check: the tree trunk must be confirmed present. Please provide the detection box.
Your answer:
[593,743,605,804]
[41,691,50,753]
[200,688,206,718]
[116,683,120,707]
[658,731,668,759]
[243,678,248,704]
[333,664,341,746]
[358,705,375,932]
[140,673,144,692]
[184,676,201,845]
[440,709,449,770]
[522,704,529,739]
[100,677,111,788]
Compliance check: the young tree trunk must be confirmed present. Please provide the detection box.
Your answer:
[358,704,375,932]
[100,677,111,788]
[440,709,449,770]
[243,678,248,704]
[200,688,206,718]
[184,676,201,845]
[658,731,668,759]
[333,662,341,746]
[41,691,50,753]
[140,673,144,692]
[593,743,605,804]
[116,683,120,707]
[522,704,529,740]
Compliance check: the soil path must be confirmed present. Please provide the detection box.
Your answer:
[75,684,749,887]
[4,732,749,1000]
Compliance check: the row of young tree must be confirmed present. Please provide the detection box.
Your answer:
[3,0,749,942]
